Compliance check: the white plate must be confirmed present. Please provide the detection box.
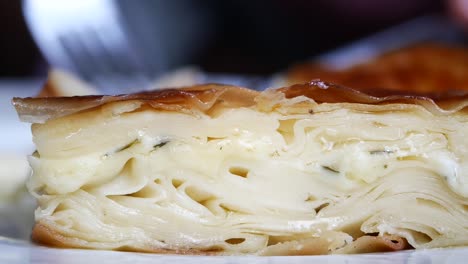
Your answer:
[1,80,467,263]
[1,238,467,264]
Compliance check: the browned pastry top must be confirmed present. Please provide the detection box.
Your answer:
[13,81,468,125]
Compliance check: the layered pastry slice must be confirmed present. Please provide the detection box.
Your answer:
[13,80,468,255]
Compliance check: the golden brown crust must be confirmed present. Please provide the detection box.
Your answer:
[286,44,468,93]
[278,81,468,113]
[13,84,259,123]
[13,81,468,124]
[32,222,78,249]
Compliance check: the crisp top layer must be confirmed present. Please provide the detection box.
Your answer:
[12,81,468,124]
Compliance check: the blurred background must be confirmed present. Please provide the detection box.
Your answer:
[1,0,466,79]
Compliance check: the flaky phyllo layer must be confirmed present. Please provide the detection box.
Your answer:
[15,82,468,255]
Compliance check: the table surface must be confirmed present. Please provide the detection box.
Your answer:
[0,237,467,264]
[0,79,43,154]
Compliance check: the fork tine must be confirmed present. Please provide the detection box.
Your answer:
[60,29,120,86]
[78,28,119,77]
[77,27,130,92]
[93,28,153,90]
[58,31,95,82]
[92,26,140,74]
[26,0,157,93]
[59,28,151,94]
[84,26,152,92]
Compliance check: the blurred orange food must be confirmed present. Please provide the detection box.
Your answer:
[286,44,468,93]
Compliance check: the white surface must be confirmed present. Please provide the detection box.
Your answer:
[0,79,42,153]
[0,80,467,263]
[0,79,42,241]
[1,238,467,264]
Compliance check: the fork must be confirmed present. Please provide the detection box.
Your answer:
[57,26,152,94]
[23,0,153,94]
[25,0,465,94]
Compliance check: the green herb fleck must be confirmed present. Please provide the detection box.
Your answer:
[370,149,394,155]
[32,150,40,158]
[153,140,169,149]
[322,165,340,174]
[104,139,139,158]
[116,139,139,153]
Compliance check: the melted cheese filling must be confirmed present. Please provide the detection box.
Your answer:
[28,106,468,253]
